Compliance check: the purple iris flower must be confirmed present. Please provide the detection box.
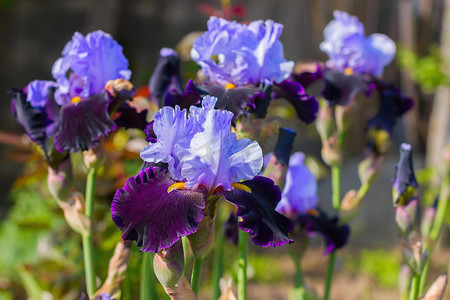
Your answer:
[275,152,350,254]
[191,17,293,86]
[318,11,396,105]
[111,96,294,252]
[11,30,133,153]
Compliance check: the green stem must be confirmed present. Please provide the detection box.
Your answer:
[288,248,306,300]
[418,259,430,295]
[323,251,336,300]
[331,165,341,211]
[211,227,225,300]
[82,168,97,297]
[140,252,159,300]
[409,274,420,300]
[429,174,449,241]
[238,230,248,300]
[190,256,205,294]
[182,236,189,276]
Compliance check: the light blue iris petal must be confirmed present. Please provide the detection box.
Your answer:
[26,80,58,110]
[181,96,263,190]
[140,106,195,180]
[51,30,131,105]
[277,152,318,215]
[191,17,293,86]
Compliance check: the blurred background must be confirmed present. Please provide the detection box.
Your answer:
[0,0,449,299]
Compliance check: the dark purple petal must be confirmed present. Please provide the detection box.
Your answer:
[298,209,350,254]
[10,88,49,150]
[274,127,296,166]
[251,83,272,119]
[218,176,294,247]
[187,80,263,124]
[393,143,418,205]
[273,80,319,123]
[322,68,373,106]
[224,212,239,245]
[144,120,156,143]
[54,92,115,152]
[106,80,137,114]
[288,65,323,89]
[164,89,201,109]
[111,167,206,252]
[367,81,414,133]
[114,103,148,130]
[149,48,184,107]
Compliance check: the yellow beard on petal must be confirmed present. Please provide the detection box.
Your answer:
[167,182,186,193]
[231,182,252,193]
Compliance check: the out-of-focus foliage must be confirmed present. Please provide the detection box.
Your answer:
[347,248,401,288]
[397,45,449,93]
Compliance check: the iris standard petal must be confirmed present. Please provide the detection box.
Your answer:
[111,167,207,253]
[277,152,318,216]
[25,80,58,111]
[181,96,263,190]
[218,176,294,247]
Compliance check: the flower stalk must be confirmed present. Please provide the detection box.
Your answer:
[288,247,306,300]
[323,251,336,300]
[141,252,159,300]
[82,167,97,298]
[190,256,205,294]
[238,230,248,300]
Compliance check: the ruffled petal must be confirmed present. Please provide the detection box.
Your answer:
[54,91,115,152]
[140,105,194,180]
[111,167,206,252]
[273,80,318,123]
[181,96,263,190]
[25,80,58,111]
[218,176,294,247]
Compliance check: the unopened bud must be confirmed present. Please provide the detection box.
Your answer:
[358,155,382,185]
[83,138,106,169]
[393,143,418,206]
[57,192,91,235]
[340,189,360,212]
[401,234,427,274]
[321,137,341,166]
[422,272,448,300]
[188,215,215,259]
[153,240,184,287]
[94,240,132,299]
[421,205,437,239]
[106,79,136,114]
[315,100,335,142]
[163,276,196,300]
[262,154,288,189]
[395,198,419,237]
[47,158,73,201]
[398,264,412,300]
[366,128,391,156]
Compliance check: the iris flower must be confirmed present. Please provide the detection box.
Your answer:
[187,17,318,123]
[393,143,418,206]
[276,152,350,254]
[11,30,133,154]
[111,96,294,253]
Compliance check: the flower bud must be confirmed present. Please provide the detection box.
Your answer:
[83,138,106,169]
[393,143,418,206]
[398,264,412,300]
[401,234,427,274]
[422,272,448,300]
[57,192,91,235]
[315,100,335,142]
[47,158,73,201]
[153,240,184,287]
[366,128,391,156]
[421,204,437,239]
[188,215,215,259]
[395,199,419,237]
[106,78,136,114]
[358,155,383,185]
[321,137,341,166]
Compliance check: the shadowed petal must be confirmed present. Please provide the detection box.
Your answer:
[298,209,350,254]
[273,80,318,123]
[10,88,49,150]
[218,176,294,247]
[111,167,206,252]
[113,103,148,130]
[54,92,115,152]
[289,66,323,89]
[187,80,263,123]
[322,68,374,106]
